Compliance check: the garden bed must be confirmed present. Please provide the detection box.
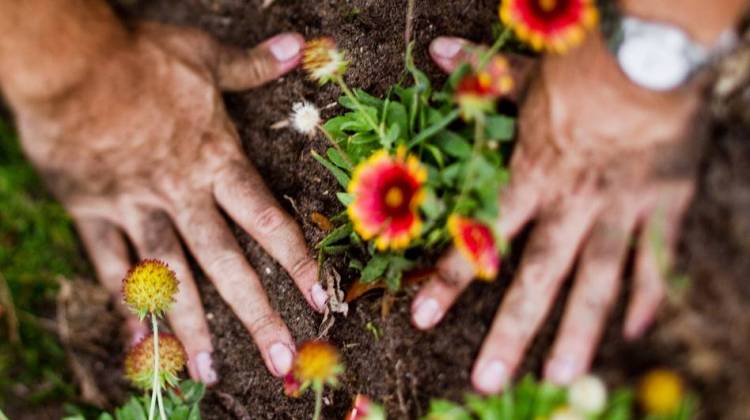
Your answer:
[12,0,750,418]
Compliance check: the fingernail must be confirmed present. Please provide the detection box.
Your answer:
[196,352,218,385]
[269,342,294,376]
[546,355,578,385]
[431,37,462,59]
[270,34,301,62]
[473,360,508,394]
[311,283,329,311]
[412,298,441,329]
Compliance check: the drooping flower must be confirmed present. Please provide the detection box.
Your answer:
[638,369,684,415]
[348,148,427,251]
[302,37,349,85]
[290,101,321,136]
[345,394,387,420]
[448,215,500,281]
[568,375,607,415]
[122,259,179,319]
[499,0,599,54]
[293,341,344,386]
[455,56,514,120]
[124,333,187,390]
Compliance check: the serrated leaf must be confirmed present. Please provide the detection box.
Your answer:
[311,150,350,188]
[361,254,390,282]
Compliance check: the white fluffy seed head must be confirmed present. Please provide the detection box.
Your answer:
[290,101,321,136]
[568,375,608,415]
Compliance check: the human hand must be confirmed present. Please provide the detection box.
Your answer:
[9,23,328,384]
[411,34,700,393]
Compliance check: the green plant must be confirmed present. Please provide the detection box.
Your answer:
[284,340,344,420]
[423,374,697,420]
[298,37,516,291]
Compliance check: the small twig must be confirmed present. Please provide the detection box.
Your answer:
[405,0,416,45]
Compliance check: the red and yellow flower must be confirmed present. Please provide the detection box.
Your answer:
[348,148,427,251]
[455,56,514,119]
[448,215,500,281]
[499,0,599,54]
[302,37,349,85]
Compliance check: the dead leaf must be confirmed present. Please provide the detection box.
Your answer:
[311,212,334,232]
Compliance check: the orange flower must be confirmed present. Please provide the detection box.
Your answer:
[124,333,187,390]
[348,148,427,251]
[499,0,599,54]
[293,341,343,386]
[455,56,514,119]
[302,37,349,85]
[448,215,500,280]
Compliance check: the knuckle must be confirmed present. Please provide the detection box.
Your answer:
[246,312,281,338]
[254,206,288,234]
[290,257,316,283]
[207,251,245,276]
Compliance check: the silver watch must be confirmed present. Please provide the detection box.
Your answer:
[611,16,737,91]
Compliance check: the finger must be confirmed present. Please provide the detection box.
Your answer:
[544,208,637,384]
[471,197,601,394]
[75,218,148,343]
[496,173,540,242]
[411,248,476,329]
[429,36,535,99]
[173,201,295,377]
[215,32,304,91]
[213,160,326,312]
[122,208,217,385]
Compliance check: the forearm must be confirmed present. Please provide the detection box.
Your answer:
[621,0,748,45]
[0,0,128,103]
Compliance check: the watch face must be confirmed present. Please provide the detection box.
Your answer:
[617,21,694,91]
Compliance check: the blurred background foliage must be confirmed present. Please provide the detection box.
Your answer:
[0,117,87,407]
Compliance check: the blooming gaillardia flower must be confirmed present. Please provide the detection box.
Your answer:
[293,341,343,387]
[499,0,599,53]
[348,147,427,251]
[455,56,514,119]
[122,259,179,319]
[302,37,349,85]
[448,215,500,280]
[124,333,187,390]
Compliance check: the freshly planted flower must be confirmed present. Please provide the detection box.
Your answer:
[499,0,599,53]
[346,394,387,420]
[124,333,187,391]
[348,148,427,251]
[291,101,322,137]
[638,369,684,416]
[448,215,500,280]
[302,37,349,85]
[568,375,607,415]
[290,340,344,420]
[455,56,514,120]
[122,259,178,319]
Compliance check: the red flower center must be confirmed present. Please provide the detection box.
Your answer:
[376,168,418,217]
[516,0,583,35]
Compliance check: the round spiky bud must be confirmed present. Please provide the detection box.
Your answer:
[302,37,349,85]
[293,341,343,387]
[122,259,178,319]
[124,333,187,390]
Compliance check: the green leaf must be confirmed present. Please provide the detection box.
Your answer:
[355,88,385,108]
[384,256,413,291]
[424,144,445,167]
[115,397,147,420]
[408,109,460,148]
[446,62,472,91]
[435,131,472,159]
[323,115,352,138]
[311,150,350,188]
[425,399,472,420]
[349,259,364,271]
[383,122,401,150]
[336,192,354,205]
[385,102,408,138]
[327,148,353,171]
[317,223,353,248]
[485,115,515,141]
[361,254,390,282]
[323,244,350,255]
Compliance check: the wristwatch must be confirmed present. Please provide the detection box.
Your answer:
[607,14,737,91]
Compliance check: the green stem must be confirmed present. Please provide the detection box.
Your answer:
[454,113,487,209]
[312,383,323,420]
[477,26,512,70]
[335,76,387,143]
[317,124,353,167]
[148,316,167,420]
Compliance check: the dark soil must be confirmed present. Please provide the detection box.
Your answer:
[42,0,750,419]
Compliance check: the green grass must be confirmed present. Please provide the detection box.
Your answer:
[0,117,88,406]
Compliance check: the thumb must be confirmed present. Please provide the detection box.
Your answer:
[429,36,536,100]
[215,32,304,91]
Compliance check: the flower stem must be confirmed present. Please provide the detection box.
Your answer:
[317,124,353,167]
[312,383,323,420]
[335,76,387,143]
[148,315,167,420]
[455,113,487,210]
[477,26,512,70]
